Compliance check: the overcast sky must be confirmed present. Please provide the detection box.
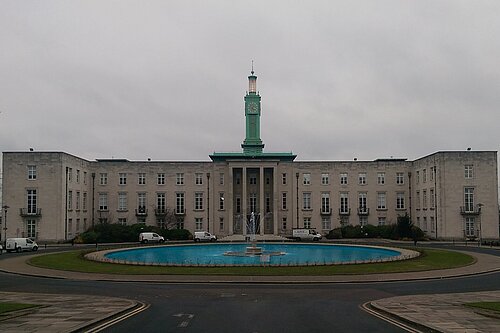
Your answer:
[1,0,499,163]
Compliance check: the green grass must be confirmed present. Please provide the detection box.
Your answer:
[28,248,474,276]
[465,302,500,313]
[0,303,39,314]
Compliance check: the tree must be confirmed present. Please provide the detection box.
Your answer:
[396,213,413,239]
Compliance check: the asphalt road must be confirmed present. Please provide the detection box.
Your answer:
[1,244,499,333]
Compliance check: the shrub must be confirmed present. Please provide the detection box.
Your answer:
[78,223,192,243]
[326,228,343,239]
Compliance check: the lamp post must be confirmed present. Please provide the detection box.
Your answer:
[206,172,210,233]
[2,205,9,248]
[295,172,299,229]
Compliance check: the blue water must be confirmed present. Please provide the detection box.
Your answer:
[104,243,401,266]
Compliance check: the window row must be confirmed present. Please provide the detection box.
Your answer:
[297,172,406,186]
[98,172,225,186]
[296,192,406,212]
[297,216,390,230]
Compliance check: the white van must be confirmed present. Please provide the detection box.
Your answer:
[292,229,322,241]
[194,231,217,242]
[139,232,165,244]
[6,238,39,252]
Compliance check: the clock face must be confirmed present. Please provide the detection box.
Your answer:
[248,102,258,113]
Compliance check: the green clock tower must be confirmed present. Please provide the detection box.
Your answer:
[241,70,265,154]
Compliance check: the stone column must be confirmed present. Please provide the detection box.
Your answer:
[273,166,278,235]
[242,167,247,236]
[228,167,234,235]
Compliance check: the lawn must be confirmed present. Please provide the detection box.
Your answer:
[0,303,39,314]
[465,302,500,313]
[28,248,474,276]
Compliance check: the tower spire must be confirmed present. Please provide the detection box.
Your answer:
[251,60,254,75]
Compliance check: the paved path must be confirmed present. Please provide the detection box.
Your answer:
[0,292,138,333]
[371,291,500,333]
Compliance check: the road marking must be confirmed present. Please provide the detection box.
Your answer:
[360,302,425,333]
[85,302,149,333]
[173,313,195,328]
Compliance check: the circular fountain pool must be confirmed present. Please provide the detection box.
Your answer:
[96,243,415,267]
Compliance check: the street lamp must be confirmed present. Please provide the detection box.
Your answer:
[2,205,9,248]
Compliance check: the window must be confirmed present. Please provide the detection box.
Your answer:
[321,193,330,213]
[303,217,311,229]
[423,217,428,231]
[68,191,73,210]
[195,173,203,185]
[359,216,368,226]
[176,193,185,214]
[358,173,366,185]
[118,192,127,211]
[416,191,420,209]
[157,173,165,185]
[340,192,349,214]
[302,193,311,210]
[465,217,475,237]
[83,218,87,231]
[76,170,80,183]
[281,192,287,210]
[465,165,473,179]
[282,173,287,185]
[265,193,271,213]
[377,172,385,185]
[119,173,127,185]
[235,196,241,214]
[377,192,386,210]
[27,190,37,214]
[321,173,329,185]
[219,217,224,231]
[416,171,420,184]
[138,193,146,212]
[176,173,184,185]
[378,217,387,226]
[396,192,405,209]
[340,173,348,185]
[358,192,367,213]
[249,193,257,212]
[157,193,166,213]
[430,189,435,208]
[83,172,87,184]
[83,192,87,211]
[282,217,287,230]
[138,173,146,185]
[322,217,331,230]
[68,168,72,182]
[28,165,37,180]
[76,191,81,211]
[100,173,108,185]
[195,218,203,231]
[249,174,257,185]
[68,218,72,234]
[464,187,474,212]
[98,193,108,210]
[423,169,427,183]
[396,172,404,185]
[423,190,427,209]
[430,167,434,181]
[118,218,127,225]
[219,193,225,210]
[303,173,311,185]
[27,220,36,238]
[195,192,204,210]
[219,173,224,185]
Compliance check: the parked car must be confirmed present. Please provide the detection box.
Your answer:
[139,232,165,244]
[6,238,39,252]
[292,229,322,241]
[194,231,217,242]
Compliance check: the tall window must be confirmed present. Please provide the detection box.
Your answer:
[249,174,257,185]
[195,218,203,231]
[219,217,224,231]
[430,167,434,181]
[119,173,127,185]
[157,173,165,185]
[423,169,427,183]
[83,171,87,184]
[464,187,474,212]
[98,193,108,210]
[416,171,420,184]
[157,193,166,212]
[322,217,331,230]
[340,173,348,185]
[321,173,329,185]
[359,216,368,226]
[358,173,367,185]
[118,192,127,211]
[195,173,203,185]
[27,220,36,238]
[396,172,404,185]
[27,190,37,214]
[219,173,224,185]
[377,172,385,185]
[28,165,37,180]
[235,196,241,214]
[138,173,146,185]
[465,217,475,237]
[430,189,435,208]
[282,173,287,185]
[302,193,311,210]
[340,192,349,213]
[176,193,185,214]
[416,191,421,209]
[396,192,405,209]
[83,192,87,211]
[465,165,473,179]
[176,173,184,185]
[423,190,427,209]
[321,193,330,213]
[68,191,73,210]
[249,193,257,213]
[100,173,108,185]
[68,168,72,182]
[76,191,81,210]
[281,192,287,210]
[377,192,386,210]
[303,217,311,229]
[358,192,367,213]
[195,192,204,210]
[303,173,311,185]
[76,170,80,183]
[138,193,146,211]
[219,193,225,210]
[265,193,271,213]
